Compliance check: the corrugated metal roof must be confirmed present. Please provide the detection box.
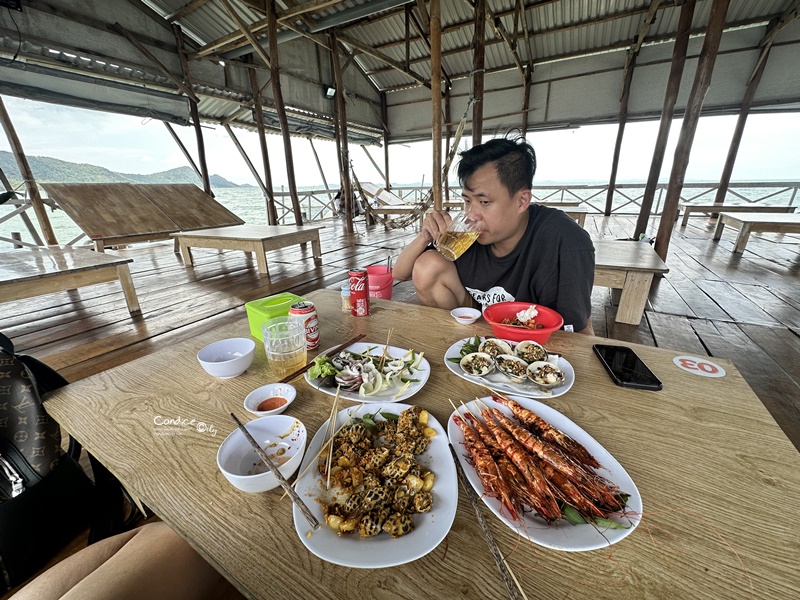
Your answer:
[2,0,793,142]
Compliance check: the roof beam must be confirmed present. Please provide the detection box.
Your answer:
[220,0,272,68]
[165,0,213,22]
[190,1,360,59]
[112,22,200,102]
[335,30,431,88]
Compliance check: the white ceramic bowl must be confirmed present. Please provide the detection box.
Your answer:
[450,307,481,325]
[197,338,256,379]
[243,383,296,417]
[217,415,307,493]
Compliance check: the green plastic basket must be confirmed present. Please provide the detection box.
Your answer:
[245,292,305,340]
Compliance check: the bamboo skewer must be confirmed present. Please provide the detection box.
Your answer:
[448,397,526,600]
[229,413,320,530]
[325,386,341,490]
[449,444,525,600]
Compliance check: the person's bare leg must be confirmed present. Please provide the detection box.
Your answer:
[411,250,471,309]
[12,522,241,600]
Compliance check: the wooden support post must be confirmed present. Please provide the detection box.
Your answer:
[431,0,442,210]
[171,24,211,196]
[163,122,203,181]
[361,146,386,183]
[445,91,451,203]
[223,123,272,215]
[248,64,278,225]
[472,0,486,147]
[521,67,532,138]
[308,138,334,204]
[654,0,730,262]
[331,31,354,235]
[604,50,636,216]
[635,0,695,238]
[0,97,57,245]
[713,18,778,207]
[266,0,303,225]
[381,93,391,190]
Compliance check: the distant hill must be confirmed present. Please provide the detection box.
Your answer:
[0,150,242,188]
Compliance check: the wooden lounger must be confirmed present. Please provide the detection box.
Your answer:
[0,245,141,316]
[593,240,669,325]
[678,202,795,228]
[712,212,800,253]
[42,183,244,252]
[171,225,323,276]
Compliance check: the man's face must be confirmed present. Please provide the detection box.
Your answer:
[461,163,530,247]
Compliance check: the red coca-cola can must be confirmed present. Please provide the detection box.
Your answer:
[349,269,370,317]
[288,301,320,350]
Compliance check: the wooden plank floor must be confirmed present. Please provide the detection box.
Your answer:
[2,213,798,453]
[2,212,799,597]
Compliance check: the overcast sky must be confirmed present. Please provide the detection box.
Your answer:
[2,95,798,187]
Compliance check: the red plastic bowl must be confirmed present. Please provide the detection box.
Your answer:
[482,302,564,344]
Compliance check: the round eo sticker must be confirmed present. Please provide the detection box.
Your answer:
[673,356,726,378]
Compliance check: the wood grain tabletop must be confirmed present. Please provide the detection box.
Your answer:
[43,289,800,600]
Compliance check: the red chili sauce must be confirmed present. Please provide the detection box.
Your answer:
[257,396,287,412]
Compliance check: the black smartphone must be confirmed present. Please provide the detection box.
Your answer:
[592,344,663,391]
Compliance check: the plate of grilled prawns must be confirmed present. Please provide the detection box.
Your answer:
[448,393,642,551]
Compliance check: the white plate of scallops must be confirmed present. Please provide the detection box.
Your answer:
[444,337,575,398]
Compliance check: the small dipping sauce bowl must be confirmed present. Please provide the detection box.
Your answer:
[244,383,296,417]
[450,307,481,325]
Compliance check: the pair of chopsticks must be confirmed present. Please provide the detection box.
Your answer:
[277,333,366,383]
[229,413,320,531]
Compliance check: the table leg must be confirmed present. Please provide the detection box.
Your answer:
[311,235,322,266]
[93,239,106,253]
[178,240,194,266]
[733,224,752,254]
[712,219,726,241]
[173,237,180,254]
[615,271,654,325]
[255,242,270,275]
[680,208,691,228]
[115,264,142,316]
[576,212,586,228]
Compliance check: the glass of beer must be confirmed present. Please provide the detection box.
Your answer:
[262,317,307,379]
[434,212,480,261]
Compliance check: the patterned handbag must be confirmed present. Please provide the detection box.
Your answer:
[0,337,95,590]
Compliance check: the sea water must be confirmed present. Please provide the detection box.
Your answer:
[0,184,796,248]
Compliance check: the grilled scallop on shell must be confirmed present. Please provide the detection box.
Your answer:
[494,354,530,383]
[478,338,513,358]
[459,352,495,377]
[515,340,549,363]
[527,360,566,389]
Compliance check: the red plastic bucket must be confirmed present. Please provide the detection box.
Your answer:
[365,266,393,300]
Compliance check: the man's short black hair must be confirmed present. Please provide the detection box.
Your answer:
[457,137,537,196]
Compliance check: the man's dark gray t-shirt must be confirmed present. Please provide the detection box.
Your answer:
[455,204,595,331]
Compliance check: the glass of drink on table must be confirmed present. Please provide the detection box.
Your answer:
[434,212,480,261]
[261,317,307,379]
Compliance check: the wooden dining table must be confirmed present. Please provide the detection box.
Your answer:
[44,289,800,600]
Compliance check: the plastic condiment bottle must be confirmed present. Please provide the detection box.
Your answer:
[341,283,351,313]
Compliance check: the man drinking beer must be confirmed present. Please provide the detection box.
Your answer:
[394,137,595,335]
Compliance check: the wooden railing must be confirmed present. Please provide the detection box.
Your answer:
[2,181,798,245]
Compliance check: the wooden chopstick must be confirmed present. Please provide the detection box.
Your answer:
[229,413,321,531]
[448,443,525,600]
[277,333,366,383]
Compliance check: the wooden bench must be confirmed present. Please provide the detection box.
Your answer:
[593,240,669,325]
[42,183,244,252]
[711,212,800,254]
[171,225,323,276]
[678,202,795,228]
[0,245,141,316]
